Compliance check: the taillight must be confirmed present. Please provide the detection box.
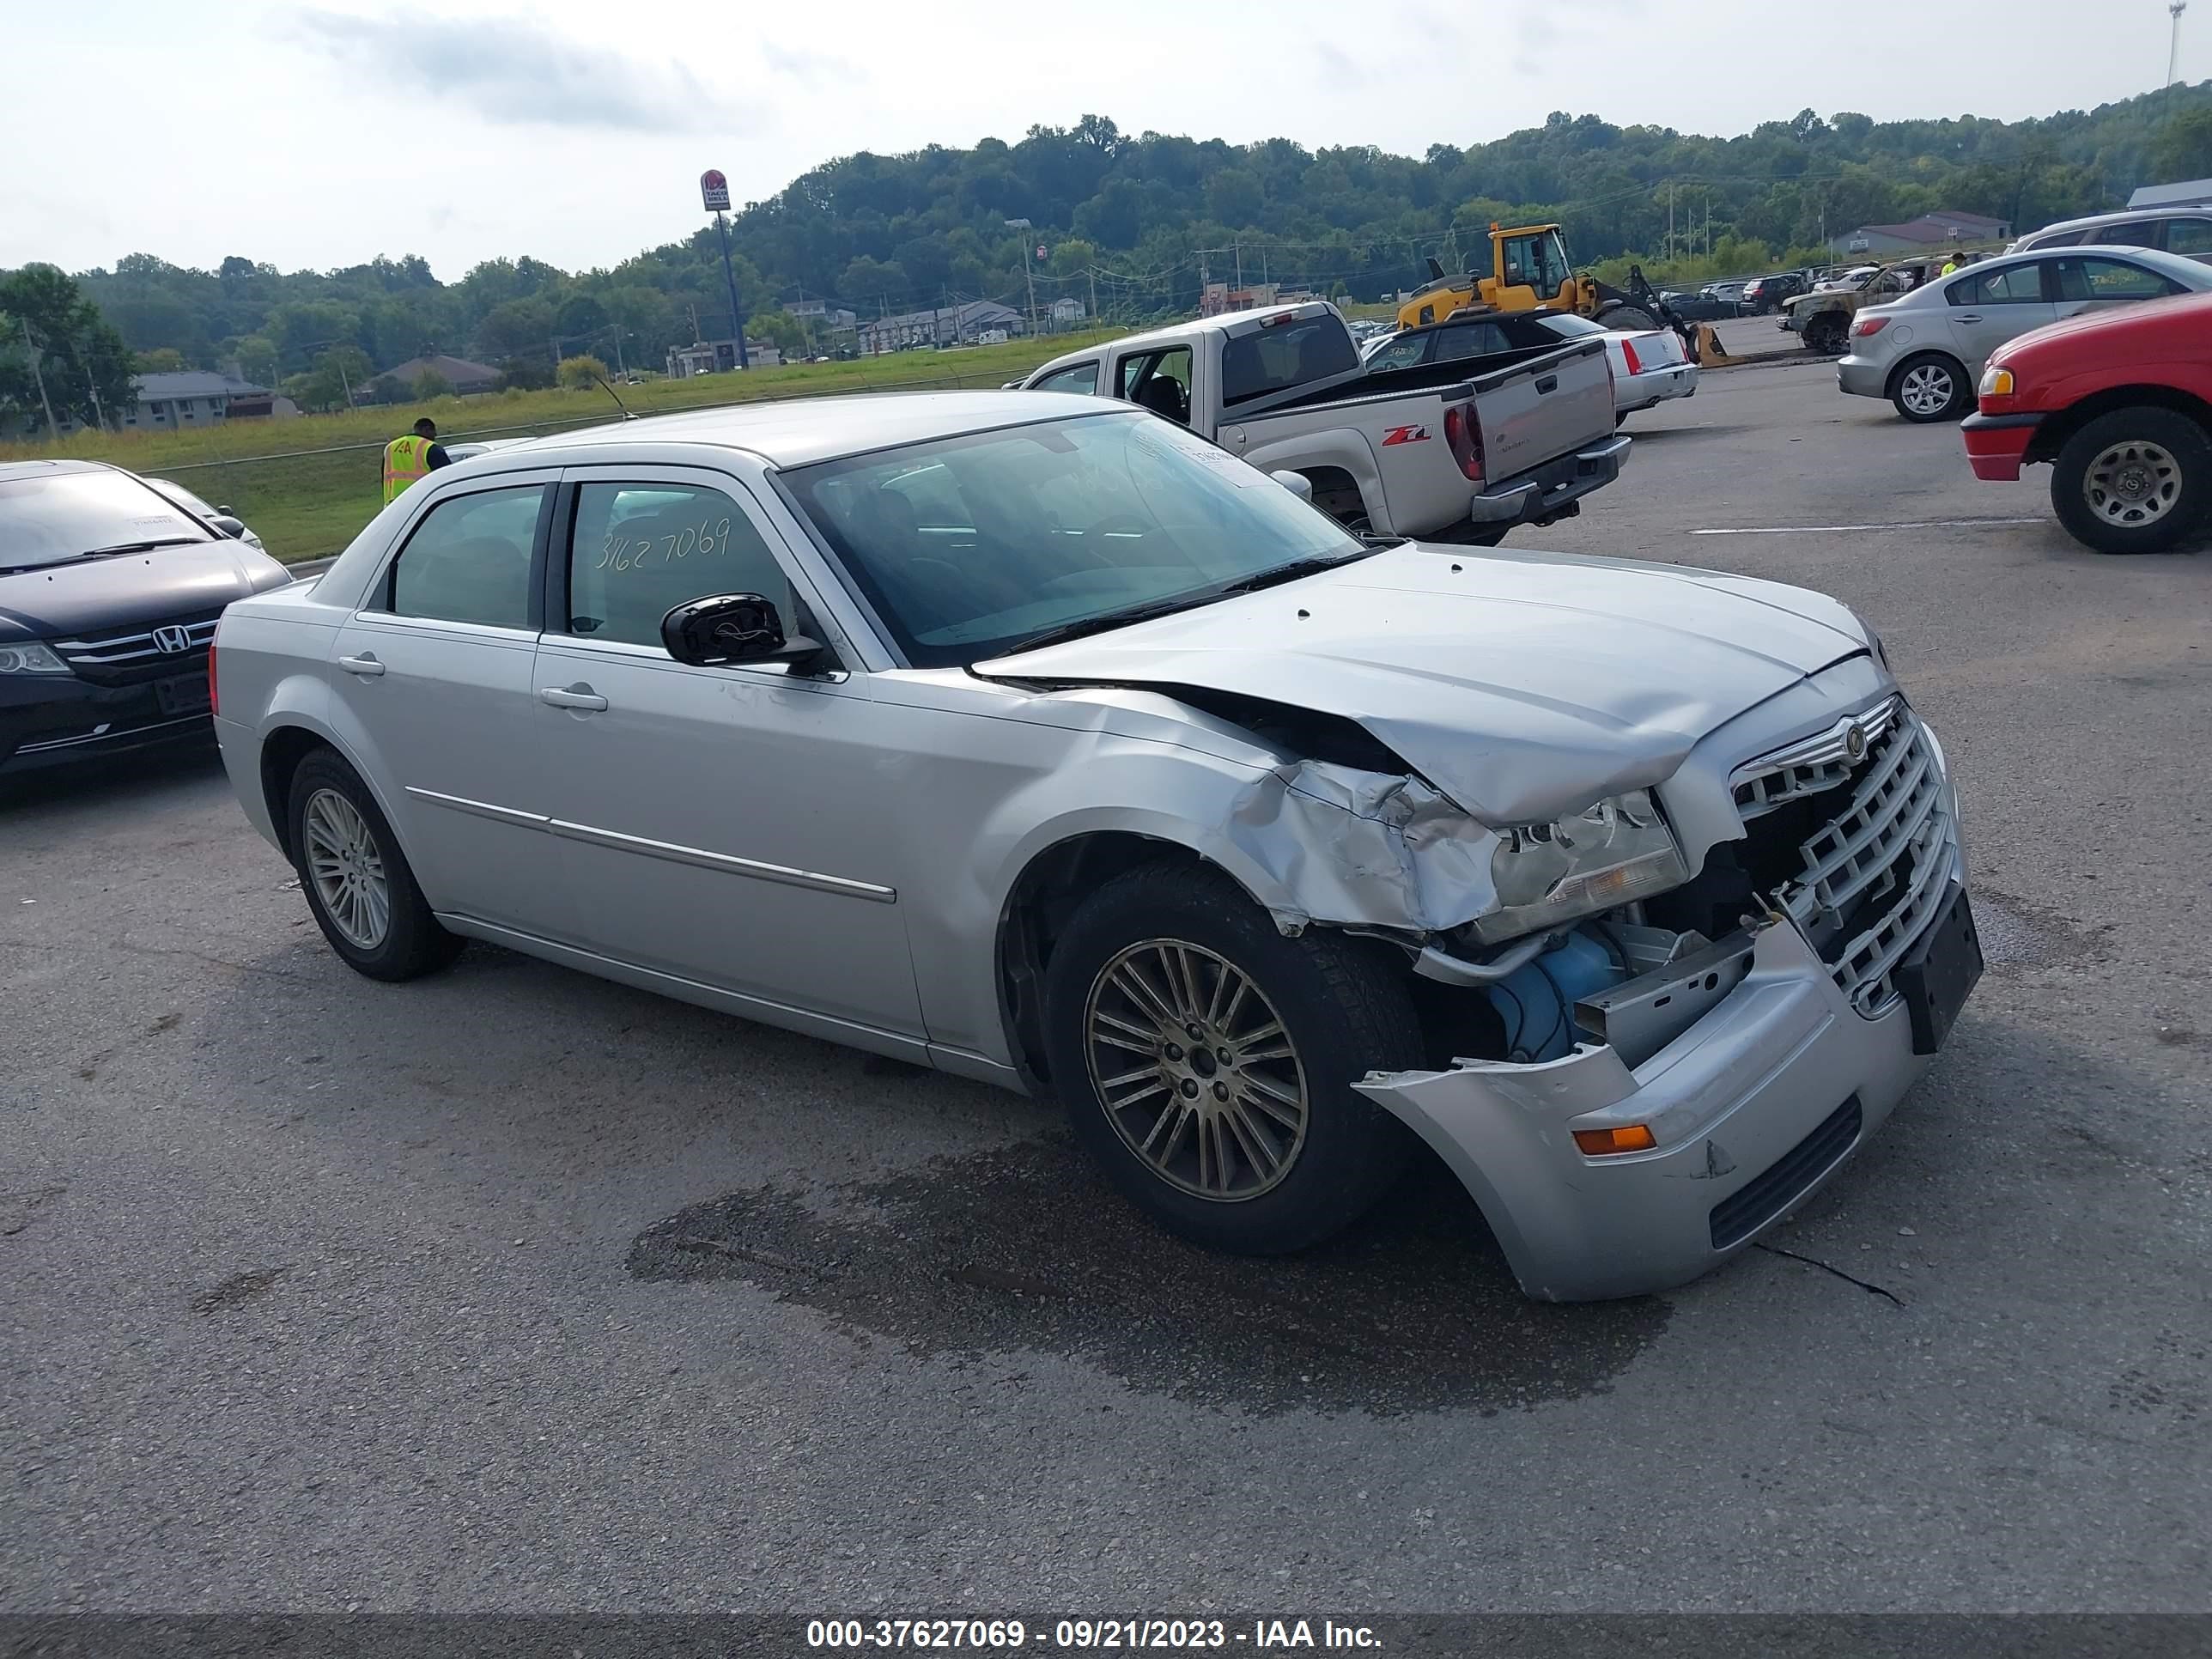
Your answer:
[207,641,219,717]
[1442,403,1483,482]
[1852,315,1889,337]
[1620,338,1644,375]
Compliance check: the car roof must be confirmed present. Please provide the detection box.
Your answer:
[0,459,110,483]
[2027,206,2198,240]
[497,390,1120,470]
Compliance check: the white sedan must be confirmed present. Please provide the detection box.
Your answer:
[1524,312,1698,422]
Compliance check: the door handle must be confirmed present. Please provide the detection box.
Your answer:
[1953,313,1982,323]
[538,684,608,712]
[1535,374,1559,393]
[337,653,386,677]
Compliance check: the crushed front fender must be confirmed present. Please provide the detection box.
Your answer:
[1353,915,1936,1302]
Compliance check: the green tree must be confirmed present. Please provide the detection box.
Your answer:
[412,368,453,401]
[556,354,611,390]
[135,347,187,372]
[496,356,555,392]
[750,309,806,356]
[2153,107,2212,181]
[1206,167,1264,225]
[0,264,135,432]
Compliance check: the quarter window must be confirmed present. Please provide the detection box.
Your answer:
[383,484,545,629]
[1034,361,1101,395]
[563,481,790,649]
[1364,333,1431,372]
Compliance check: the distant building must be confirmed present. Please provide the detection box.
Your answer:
[857,299,1023,355]
[380,353,501,396]
[1049,296,1087,326]
[2130,178,2212,210]
[665,339,784,378]
[789,299,859,329]
[1829,210,2011,258]
[1199,282,1280,316]
[124,371,271,430]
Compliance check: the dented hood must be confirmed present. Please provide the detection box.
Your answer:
[977,544,1869,823]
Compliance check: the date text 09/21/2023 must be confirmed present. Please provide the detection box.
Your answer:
[805,1618,1384,1650]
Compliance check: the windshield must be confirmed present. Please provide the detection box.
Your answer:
[0,468,213,571]
[783,411,1363,668]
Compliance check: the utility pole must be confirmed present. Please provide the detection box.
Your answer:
[1668,181,1675,263]
[1005,218,1039,337]
[1087,267,1098,325]
[2171,1,2189,84]
[1234,239,1243,290]
[21,318,59,440]
[84,359,106,433]
[712,211,750,368]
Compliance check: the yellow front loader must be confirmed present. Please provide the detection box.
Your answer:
[1396,222,1690,344]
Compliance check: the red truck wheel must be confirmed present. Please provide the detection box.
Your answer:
[2051,407,2211,555]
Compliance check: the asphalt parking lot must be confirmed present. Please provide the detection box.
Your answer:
[4,356,2209,1617]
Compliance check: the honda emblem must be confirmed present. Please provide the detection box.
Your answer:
[153,625,193,655]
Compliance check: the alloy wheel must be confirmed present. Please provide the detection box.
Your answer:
[303,787,391,950]
[1899,364,1954,416]
[2083,440,2180,528]
[1081,939,1309,1202]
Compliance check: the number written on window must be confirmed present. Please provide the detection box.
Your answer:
[594,516,735,573]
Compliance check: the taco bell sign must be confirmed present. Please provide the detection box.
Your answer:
[700,170,732,213]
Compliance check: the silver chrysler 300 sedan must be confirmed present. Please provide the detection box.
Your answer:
[211,392,1979,1301]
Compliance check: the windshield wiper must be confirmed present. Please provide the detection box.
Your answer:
[999,594,1220,655]
[75,538,205,559]
[1214,547,1377,597]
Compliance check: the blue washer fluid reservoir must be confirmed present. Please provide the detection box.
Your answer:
[1485,931,1628,1063]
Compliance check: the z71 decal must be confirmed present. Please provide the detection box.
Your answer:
[1381,424,1431,446]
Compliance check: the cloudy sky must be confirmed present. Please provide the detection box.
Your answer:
[5,0,2197,279]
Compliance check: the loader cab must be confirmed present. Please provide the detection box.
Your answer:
[1493,226,1577,310]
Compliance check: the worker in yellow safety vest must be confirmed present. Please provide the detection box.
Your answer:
[1940,258,1960,276]
[381,417,452,503]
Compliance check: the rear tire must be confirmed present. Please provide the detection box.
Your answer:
[286,750,464,981]
[2051,407,2212,555]
[1889,354,1972,422]
[1042,861,1422,1255]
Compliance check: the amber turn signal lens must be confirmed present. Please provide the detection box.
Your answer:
[1573,1124,1657,1156]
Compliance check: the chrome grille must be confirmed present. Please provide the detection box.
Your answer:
[1741,702,1955,1018]
[1731,696,1899,820]
[49,611,222,684]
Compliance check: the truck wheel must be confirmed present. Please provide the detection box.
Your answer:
[1804,313,1848,355]
[1597,305,1656,331]
[1042,862,1422,1255]
[1889,354,1971,422]
[287,750,465,981]
[2051,408,2212,555]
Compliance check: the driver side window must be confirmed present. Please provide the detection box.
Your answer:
[562,481,791,650]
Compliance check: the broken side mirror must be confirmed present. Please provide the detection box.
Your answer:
[660,592,824,671]
[1271,471,1315,502]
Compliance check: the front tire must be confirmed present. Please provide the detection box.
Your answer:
[1889,354,1971,422]
[2051,407,2212,555]
[1597,304,1657,331]
[287,750,464,981]
[1042,862,1422,1255]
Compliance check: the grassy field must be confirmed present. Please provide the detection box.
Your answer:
[3,331,1123,562]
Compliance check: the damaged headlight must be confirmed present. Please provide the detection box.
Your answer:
[1472,789,1688,945]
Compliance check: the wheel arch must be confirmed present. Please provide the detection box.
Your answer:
[2026,385,2212,468]
[994,830,1231,1094]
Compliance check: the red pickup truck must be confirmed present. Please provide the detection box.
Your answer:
[1962,289,2212,554]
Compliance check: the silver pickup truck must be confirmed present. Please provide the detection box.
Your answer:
[1020,301,1628,545]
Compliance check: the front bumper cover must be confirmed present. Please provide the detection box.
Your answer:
[1354,864,1961,1302]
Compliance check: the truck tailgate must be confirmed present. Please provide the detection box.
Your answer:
[1468,339,1614,481]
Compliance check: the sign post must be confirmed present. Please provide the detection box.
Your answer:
[701,169,750,371]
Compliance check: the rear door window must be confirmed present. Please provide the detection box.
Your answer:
[1218,316,1358,407]
[382,485,546,629]
[1363,333,1432,373]
[1433,321,1511,362]
[1949,264,2045,305]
